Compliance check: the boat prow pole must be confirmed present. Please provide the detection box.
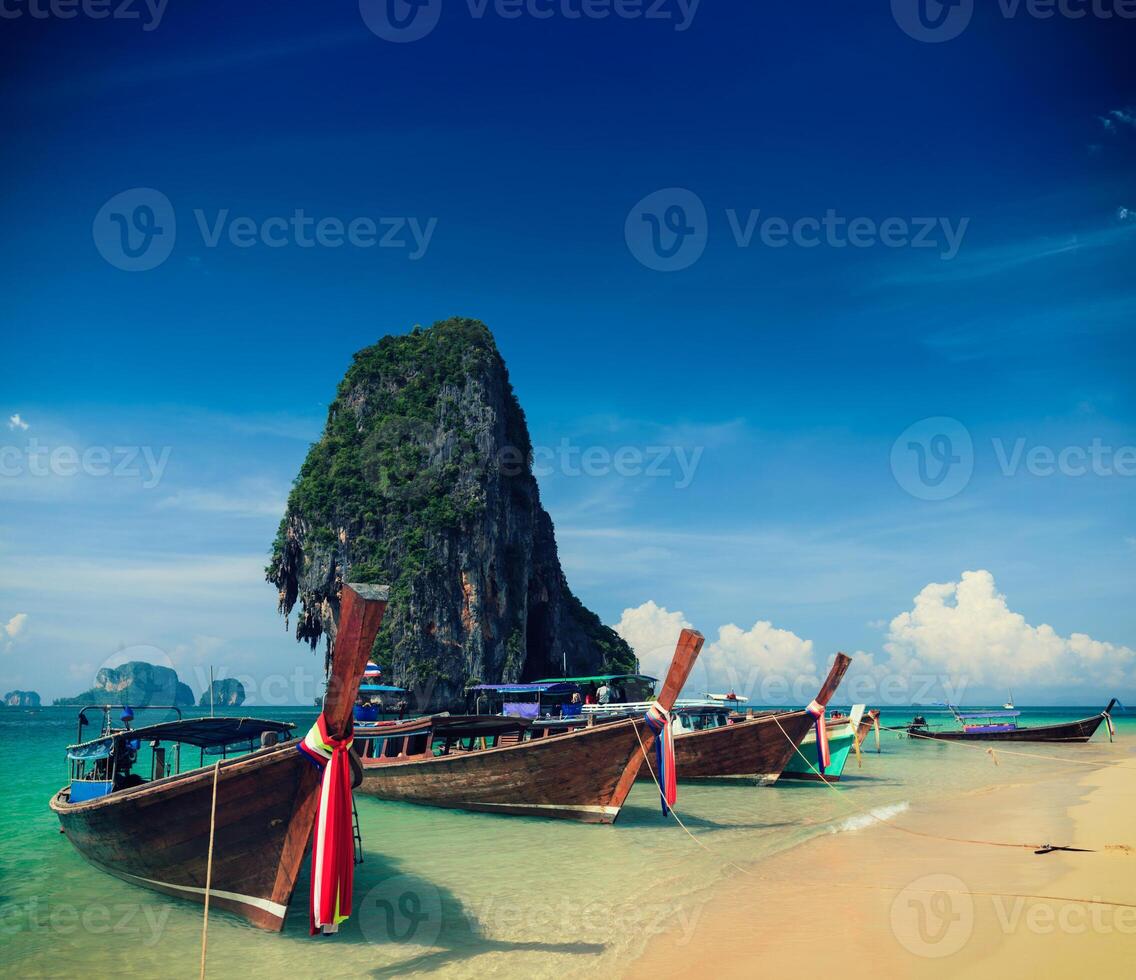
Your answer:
[609,628,705,812]
[813,652,852,708]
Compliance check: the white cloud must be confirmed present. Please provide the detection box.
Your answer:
[1100,107,1136,133]
[613,570,1135,704]
[882,570,1136,691]
[7,414,28,431]
[3,612,28,653]
[614,600,818,699]
[4,613,27,639]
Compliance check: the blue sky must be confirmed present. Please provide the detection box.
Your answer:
[1,3,1134,704]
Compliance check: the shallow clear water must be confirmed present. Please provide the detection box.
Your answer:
[1,705,1130,978]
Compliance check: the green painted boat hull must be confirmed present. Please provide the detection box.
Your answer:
[780,729,856,781]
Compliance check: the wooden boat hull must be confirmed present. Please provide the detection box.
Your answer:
[51,740,316,931]
[653,711,816,785]
[359,718,653,823]
[912,713,1109,743]
[359,627,706,823]
[48,582,390,932]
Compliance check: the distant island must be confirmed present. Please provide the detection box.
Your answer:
[54,661,195,707]
[199,677,245,708]
[4,690,41,707]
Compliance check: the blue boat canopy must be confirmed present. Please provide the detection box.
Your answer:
[359,684,409,694]
[953,709,1021,719]
[469,682,580,695]
[66,717,295,755]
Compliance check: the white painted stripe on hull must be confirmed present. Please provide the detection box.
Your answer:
[112,868,288,919]
[461,802,620,816]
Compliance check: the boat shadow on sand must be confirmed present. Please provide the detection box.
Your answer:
[282,850,605,975]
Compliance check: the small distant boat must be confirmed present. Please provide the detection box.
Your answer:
[705,691,748,704]
[50,583,389,931]
[907,699,1118,743]
[781,704,866,782]
[353,628,705,822]
[1003,691,1015,710]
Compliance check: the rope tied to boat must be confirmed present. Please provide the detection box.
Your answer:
[805,699,831,774]
[298,713,356,935]
[643,702,677,816]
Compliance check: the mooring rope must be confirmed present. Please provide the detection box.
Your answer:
[199,761,221,980]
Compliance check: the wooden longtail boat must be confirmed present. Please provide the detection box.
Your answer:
[354,628,705,823]
[906,699,1119,743]
[50,583,389,931]
[855,707,881,752]
[780,704,865,782]
[658,653,852,784]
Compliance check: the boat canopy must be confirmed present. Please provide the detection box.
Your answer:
[359,684,409,694]
[469,682,580,695]
[66,717,295,754]
[952,709,1021,719]
[532,673,657,686]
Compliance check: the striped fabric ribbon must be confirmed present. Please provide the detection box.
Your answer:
[643,702,677,816]
[298,713,356,935]
[1103,711,1116,740]
[805,699,831,774]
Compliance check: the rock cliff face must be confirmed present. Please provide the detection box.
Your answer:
[55,661,195,707]
[3,690,41,707]
[199,678,246,708]
[267,318,635,709]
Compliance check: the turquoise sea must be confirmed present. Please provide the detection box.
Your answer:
[1,705,1131,978]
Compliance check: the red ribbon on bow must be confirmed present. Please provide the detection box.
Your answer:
[298,713,355,935]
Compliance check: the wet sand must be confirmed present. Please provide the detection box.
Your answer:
[629,756,1136,977]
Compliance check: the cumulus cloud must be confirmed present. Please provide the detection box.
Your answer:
[882,570,1136,691]
[613,570,1134,704]
[3,613,28,652]
[614,600,820,701]
[7,414,28,431]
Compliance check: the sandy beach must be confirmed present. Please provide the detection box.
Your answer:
[630,753,1136,978]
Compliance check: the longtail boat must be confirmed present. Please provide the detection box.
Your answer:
[50,582,389,931]
[649,652,852,783]
[554,653,853,784]
[781,704,865,782]
[855,707,881,752]
[353,628,705,823]
[906,699,1119,743]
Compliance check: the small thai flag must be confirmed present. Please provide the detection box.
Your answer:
[363,662,382,679]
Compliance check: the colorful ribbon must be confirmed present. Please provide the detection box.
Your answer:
[805,699,830,774]
[1103,711,1115,741]
[643,702,677,816]
[298,713,356,935]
